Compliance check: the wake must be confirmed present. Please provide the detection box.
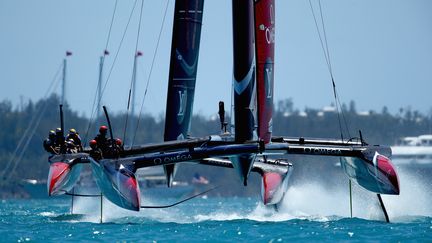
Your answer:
[46,167,431,224]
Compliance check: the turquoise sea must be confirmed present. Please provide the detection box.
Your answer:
[1,191,431,242]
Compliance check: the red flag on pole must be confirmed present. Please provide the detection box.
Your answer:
[66,51,72,56]
[136,51,143,57]
[104,49,110,55]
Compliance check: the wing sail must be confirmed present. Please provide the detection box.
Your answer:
[231,0,257,185]
[163,0,205,186]
[254,0,275,144]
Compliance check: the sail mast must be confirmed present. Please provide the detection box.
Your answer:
[97,56,103,122]
[62,59,67,105]
[129,51,141,146]
[62,51,72,105]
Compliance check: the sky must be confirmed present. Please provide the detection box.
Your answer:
[0,0,431,118]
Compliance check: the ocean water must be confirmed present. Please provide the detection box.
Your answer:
[2,175,432,243]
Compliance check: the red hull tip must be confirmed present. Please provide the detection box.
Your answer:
[90,160,141,211]
[262,172,282,205]
[48,162,70,196]
[124,176,141,210]
[376,154,400,195]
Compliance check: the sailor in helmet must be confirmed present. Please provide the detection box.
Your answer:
[54,128,65,153]
[114,138,124,156]
[43,130,57,154]
[66,139,78,153]
[94,125,109,156]
[89,139,103,160]
[66,128,83,151]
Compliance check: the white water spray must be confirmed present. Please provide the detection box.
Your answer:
[65,165,431,223]
[253,166,432,222]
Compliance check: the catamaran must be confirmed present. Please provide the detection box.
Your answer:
[44,0,399,222]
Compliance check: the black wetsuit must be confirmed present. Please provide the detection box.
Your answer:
[66,133,83,151]
[89,148,103,161]
[43,138,57,154]
[94,134,111,157]
[55,133,65,153]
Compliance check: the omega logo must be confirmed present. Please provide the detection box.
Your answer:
[304,147,342,155]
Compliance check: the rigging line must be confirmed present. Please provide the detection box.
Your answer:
[334,89,344,141]
[1,62,63,180]
[5,74,62,181]
[317,0,348,135]
[63,191,102,197]
[83,0,119,144]
[83,59,103,145]
[84,0,139,144]
[308,0,331,75]
[100,0,138,107]
[7,105,49,181]
[104,0,119,52]
[123,0,145,143]
[132,0,170,146]
[7,77,61,179]
[309,0,348,141]
[318,0,333,75]
[317,0,352,139]
[140,186,219,209]
[335,90,351,138]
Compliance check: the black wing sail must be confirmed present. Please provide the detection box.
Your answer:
[231,0,257,186]
[163,0,204,186]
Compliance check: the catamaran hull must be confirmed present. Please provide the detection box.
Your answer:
[90,158,141,211]
[47,160,83,196]
[260,164,292,205]
[341,153,399,195]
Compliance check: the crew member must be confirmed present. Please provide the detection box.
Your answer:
[66,128,83,151]
[54,128,65,153]
[114,138,124,156]
[94,125,110,155]
[89,139,103,160]
[65,139,78,153]
[43,130,57,154]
